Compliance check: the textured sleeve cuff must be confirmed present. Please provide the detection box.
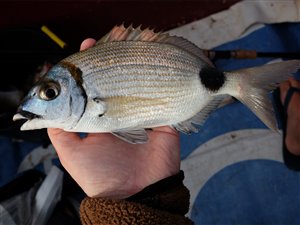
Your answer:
[127,170,190,215]
[80,171,193,225]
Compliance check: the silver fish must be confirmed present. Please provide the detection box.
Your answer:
[13,25,300,144]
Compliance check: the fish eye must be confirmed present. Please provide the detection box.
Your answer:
[39,81,60,101]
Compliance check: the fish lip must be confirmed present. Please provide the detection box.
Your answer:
[13,110,41,121]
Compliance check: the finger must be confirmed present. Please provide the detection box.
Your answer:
[47,128,81,153]
[86,132,118,140]
[152,126,179,138]
[80,38,97,51]
[289,77,300,89]
[279,80,291,105]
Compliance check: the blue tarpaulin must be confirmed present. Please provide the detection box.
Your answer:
[180,22,300,224]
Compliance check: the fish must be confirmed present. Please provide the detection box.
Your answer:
[13,24,300,144]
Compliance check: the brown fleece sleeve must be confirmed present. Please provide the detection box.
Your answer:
[80,171,194,225]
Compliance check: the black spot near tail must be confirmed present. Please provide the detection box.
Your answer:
[199,66,226,92]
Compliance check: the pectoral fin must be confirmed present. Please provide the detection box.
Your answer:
[112,129,148,144]
[86,97,107,117]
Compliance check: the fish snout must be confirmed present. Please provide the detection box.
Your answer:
[13,108,40,121]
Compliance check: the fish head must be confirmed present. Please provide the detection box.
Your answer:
[13,65,86,131]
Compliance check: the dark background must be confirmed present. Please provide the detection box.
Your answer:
[0,0,240,51]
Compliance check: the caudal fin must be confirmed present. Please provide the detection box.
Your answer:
[226,60,300,131]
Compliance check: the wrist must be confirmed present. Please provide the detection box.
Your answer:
[127,170,190,215]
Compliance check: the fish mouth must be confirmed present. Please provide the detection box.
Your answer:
[13,110,41,121]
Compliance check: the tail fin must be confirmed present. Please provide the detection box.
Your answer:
[226,60,300,131]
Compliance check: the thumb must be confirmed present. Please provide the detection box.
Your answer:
[80,38,96,51]
[47,128,81,153]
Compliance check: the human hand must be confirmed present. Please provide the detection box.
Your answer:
[47,39,180,199]
[279,77,300,155]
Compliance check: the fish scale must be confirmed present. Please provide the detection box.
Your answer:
[65,41,203,103]
[68,42,201,74]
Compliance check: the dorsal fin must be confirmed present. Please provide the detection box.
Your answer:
[156,35,214,67]
[96,24,214,67]
[96,24,161,44]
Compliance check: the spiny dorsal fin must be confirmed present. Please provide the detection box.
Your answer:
[96,24,214,67]
[96,24,161,44]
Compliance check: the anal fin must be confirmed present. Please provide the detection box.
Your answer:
[112,129,148,144]
[173,95,227,134]
[173,121,198,134]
